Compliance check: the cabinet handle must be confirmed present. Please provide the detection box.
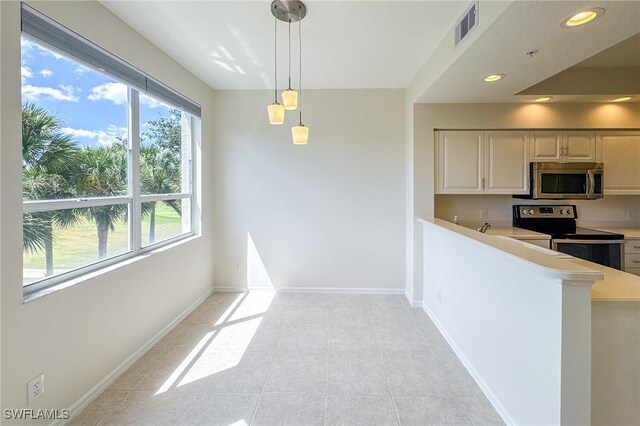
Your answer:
[633,260,640,264]
[633,245,640,249]
[481,178,485,189]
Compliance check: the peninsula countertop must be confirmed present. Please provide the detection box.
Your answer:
[482,226,551,240]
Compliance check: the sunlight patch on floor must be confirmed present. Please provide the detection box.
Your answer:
[155,331,215,395]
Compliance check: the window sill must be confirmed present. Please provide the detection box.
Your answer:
[22,234,200,304]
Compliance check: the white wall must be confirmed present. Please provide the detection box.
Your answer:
[211,90,405,291]
[592,301,640,425]
[1,1,215,420]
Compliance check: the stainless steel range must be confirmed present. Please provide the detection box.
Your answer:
[513,205,625,270]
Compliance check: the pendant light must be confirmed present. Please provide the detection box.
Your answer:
[267,7,285,125]
[281,19,298,110]
[292,18,308,145]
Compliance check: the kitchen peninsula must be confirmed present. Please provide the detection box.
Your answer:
[418,218,639,425]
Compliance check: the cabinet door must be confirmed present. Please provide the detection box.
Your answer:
[530,131,562,162]
[563,131,597,162]
[598,131,640,194]
[484,131,530,194]
[437,131,484,194]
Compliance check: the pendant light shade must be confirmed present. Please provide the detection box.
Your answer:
[282,88,298,110]
[267,102,285,125]
[292,123,309,145]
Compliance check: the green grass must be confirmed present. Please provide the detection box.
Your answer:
[23,203,184,273]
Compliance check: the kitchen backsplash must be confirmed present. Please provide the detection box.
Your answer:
[435,194,640,228]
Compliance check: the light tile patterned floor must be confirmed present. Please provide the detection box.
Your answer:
[70,292,504,426]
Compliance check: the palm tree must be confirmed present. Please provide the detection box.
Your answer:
[22,103,80,276]
[140,145,181,244]
[74,145,128,258]
[140,109,183,244]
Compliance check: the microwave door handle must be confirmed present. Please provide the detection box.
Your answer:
[587,171,595,199]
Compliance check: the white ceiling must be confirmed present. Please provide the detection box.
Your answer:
[577,33,640,67]
[102,0,470,90]
[102,0,640,102]
[416,1,640,103]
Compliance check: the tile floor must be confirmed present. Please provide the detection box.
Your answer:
[70,292,504,426]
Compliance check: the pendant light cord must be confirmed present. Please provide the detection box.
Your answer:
[274,10,278,102]
[288,19,292,88]
[298,18,303,123]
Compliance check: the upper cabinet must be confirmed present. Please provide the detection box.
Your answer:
[530,131,597,163]
[530,131,563,162]
[597,131,640,195]
[484,132,529,194]
[437,129,638,196]
[437,131,484,194]
[436,131,529,195]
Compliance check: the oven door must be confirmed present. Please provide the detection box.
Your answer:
[553,239,624,270]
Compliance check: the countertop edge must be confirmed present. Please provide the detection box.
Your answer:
[420,218,604,283]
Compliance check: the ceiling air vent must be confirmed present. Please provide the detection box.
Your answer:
[455,1,478,46]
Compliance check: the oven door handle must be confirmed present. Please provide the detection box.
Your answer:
[553,239,625,245]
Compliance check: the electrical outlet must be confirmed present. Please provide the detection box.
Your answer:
[480,209,488,220]
[27,373,44,405]
[626,210,635,221]
[234,262,241,272]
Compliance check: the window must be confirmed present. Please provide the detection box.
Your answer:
[21,5,200,294]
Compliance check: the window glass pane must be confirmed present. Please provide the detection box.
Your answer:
[141,199,191,247]
[21,36,128,201]
[23,204,131,285]
[140,93,190,195]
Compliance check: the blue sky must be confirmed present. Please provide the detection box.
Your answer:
[21,36,171,148]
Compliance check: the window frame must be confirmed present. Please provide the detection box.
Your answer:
[21,47,198,297]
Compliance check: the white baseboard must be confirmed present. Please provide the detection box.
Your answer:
[215,285,405,295]
[404,289,422,307]
[56,287,214,426]
[272,287,404,295]
[421,302,515,426]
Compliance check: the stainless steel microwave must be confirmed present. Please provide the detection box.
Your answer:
[516,162,604,199]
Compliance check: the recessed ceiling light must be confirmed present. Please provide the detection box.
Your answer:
[535,97,553,102]
[561,8,605,28]
[612,96,632,102]
[483,74,505,83]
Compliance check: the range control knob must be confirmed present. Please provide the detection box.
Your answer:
[559,209,565,215]
[521,209,528,215]
[528,209,535,215]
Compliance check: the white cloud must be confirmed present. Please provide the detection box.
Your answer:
[88,82,168,109]
[22,84,79,102]
[75,65,91,75]
[62,125,128,147]
[87,82,128,105]
[21,66,33,84]
[39,69,53,78]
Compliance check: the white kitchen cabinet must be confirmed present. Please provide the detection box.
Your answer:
[530,131,563,162]
[563,131,597,162]
[597,131,640,195]
[624,238,640,274]
[436,130,529,195]
[530,131,597,163]
[484,131,530,194]
[436,131,484,194]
